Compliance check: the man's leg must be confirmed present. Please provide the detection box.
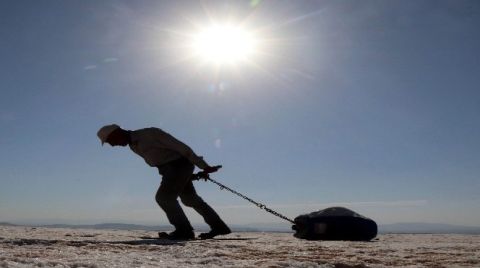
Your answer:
[155,158,195,234]
[180,181,231,238]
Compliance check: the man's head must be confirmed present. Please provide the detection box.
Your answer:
[97,124,129,147]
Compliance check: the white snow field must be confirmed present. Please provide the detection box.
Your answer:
[0,226,479,267]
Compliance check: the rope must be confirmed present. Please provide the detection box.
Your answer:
[193,173,295,224]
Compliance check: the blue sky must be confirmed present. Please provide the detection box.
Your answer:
[1,0,479,227]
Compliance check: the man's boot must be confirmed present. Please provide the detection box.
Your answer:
[198,225,231,240]
[158,229,195,240]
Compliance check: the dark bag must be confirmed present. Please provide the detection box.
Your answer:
[292,207,377,241]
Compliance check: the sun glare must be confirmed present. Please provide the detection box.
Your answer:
[191,25,257,65]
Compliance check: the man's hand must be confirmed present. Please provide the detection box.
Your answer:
[194,165,222,181]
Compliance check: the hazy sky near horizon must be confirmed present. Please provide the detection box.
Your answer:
[1,0,479,227]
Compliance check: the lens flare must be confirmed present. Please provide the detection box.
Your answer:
[191,25,257,65]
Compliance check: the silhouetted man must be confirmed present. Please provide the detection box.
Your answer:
[97,124,231,240]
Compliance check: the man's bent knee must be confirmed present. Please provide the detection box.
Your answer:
[155,192,176,207]
[180,195,204,207]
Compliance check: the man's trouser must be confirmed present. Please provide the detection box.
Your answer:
[155,157,229,231]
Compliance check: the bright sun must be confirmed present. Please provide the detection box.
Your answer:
[191,25,257,65]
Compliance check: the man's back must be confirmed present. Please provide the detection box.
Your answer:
[128,127,208,169]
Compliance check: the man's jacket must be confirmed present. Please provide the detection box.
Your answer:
[128,128,209,169]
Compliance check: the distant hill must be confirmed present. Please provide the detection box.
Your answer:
[40,223,259,232]
[379,223,480,234]
[40,223,173,231]
[3,221,480,234]
[0,222,17,226]
[243,222,480,234]
[237,222,292,232]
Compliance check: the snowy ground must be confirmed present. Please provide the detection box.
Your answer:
[0,226,479,267]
